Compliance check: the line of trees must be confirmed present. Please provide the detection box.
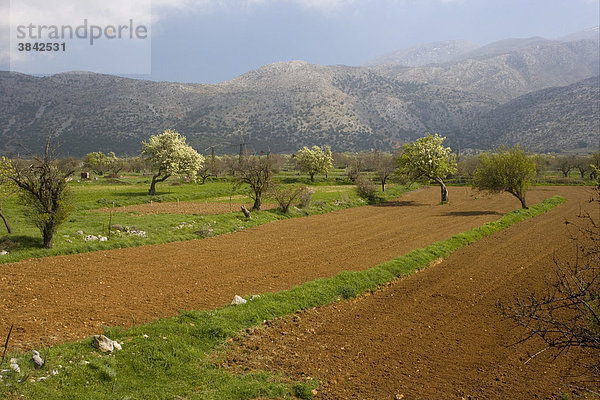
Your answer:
[1,128,598,248]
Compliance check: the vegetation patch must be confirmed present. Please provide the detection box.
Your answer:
[0,195,565,399]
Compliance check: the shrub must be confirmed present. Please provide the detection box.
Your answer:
[269,184,308,213]
[355,175,378,203]
[298,187,313,209]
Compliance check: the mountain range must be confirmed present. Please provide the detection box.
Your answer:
[0,27,598,157]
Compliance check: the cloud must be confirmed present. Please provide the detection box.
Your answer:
[150,0,359,15]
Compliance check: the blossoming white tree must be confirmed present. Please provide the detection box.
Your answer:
[396,133,457,203]
[295,145,333,182]
[142,130,204,195]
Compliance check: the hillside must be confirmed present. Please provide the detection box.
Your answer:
[0,35,598,156]
[364,40,480,67]
[467,76,600,152]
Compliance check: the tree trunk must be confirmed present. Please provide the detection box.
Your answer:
[252,196,261,211]
[42,224,54,249]
[381,179,386,192]
[148,177,158,195]
[0,207,12,234]
[310,173,315,183]
[436,178,449,203]
[518,194,528,209]
[148,173,169,195]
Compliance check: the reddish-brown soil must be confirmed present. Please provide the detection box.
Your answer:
[0,183,590,384]
[96,201,275,215]
[224,186,598,399]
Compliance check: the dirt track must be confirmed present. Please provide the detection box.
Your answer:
[225,186,598,398]
[0,186,589,357]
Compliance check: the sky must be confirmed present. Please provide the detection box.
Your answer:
[1,0,599,83]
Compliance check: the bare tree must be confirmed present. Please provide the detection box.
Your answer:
[345,156,364,183]
[555,155,576,178]
[6,137,74,248]
[269,184,307,213]
[502,184,600,384]
[372,151,395,192]
[234,155,273,211]
[574,155,591,179]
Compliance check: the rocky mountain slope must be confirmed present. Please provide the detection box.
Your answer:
[467,76,599,152]
[364,40,480,67]
[0,33,598,156]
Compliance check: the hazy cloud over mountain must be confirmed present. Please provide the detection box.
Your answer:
[1,0,598,82]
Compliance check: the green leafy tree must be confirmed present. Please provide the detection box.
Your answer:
[396,133,457,203]
[0,157,16,233]
[295,145,333,182]
[106,152,126,177]
[141,129,205,195]
[3,138,74,248]
[472,146,537,209]
[83,151,110,175]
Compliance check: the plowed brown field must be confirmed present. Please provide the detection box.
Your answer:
[225,186,598,399]
[0,186,590,365]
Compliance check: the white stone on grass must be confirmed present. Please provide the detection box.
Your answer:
[9,358,20,373]
[231,295,247,305]
[92,335,122,353]
[32,350,44,369]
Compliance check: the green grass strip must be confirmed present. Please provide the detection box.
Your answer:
[1,195,566,400]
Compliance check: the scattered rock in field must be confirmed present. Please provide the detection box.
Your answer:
[231,295,247,305]
[9,358,20,373]
[92,335,121,353]
[76,230,84,235]
[175,222,190,230]
[32,350,44,369]
[250,295,261,301]
[395,395,405,400]
[0,250,8,256]
[84,235,98,241]
[129,229,147,238]
[99,236,108,242]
